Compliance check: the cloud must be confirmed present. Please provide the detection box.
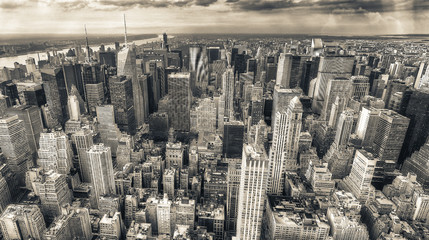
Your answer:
[195,0,217,7]
[0,0,30,9]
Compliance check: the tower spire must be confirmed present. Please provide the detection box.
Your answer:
[123,14,128,46]
[84,24,91,62]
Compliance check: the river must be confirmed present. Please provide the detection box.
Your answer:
[0,35,165,68]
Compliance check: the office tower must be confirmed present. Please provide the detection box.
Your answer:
[168,72,191,132]
[87,144,116,208]
[312,56,354,114]
[350,76,370,100]
[124,195,139,227]
[271,86,302,127]
[99,51,116,67]
[109,76,136,135]
[289,55,311,89]
[41,69,65,127]
[118,44,144,127]
[372,110,409,162]
[68,207,93,240]
[236,144,269,240]
[163,168,175,199]
[196,205,224,239]
[96,105,121,157]
[0,115,31,186]
[166,142,184,169]
[62,63,84,100]
[327,207,369,240]
[67,94,80,121]
[85,82,104,116]
[147,61,162,113]
[250,100,264,126]
[207,47,220,63]
[0,95,8,117]
[72,130,93,182]
[400,89,429,163]
[268,96,302,195]
[342,150,377,203]
[325,110,355,179]
[189,45,208,96]
[23,84,46,107]
[116,135,131,169]
[226,161,241,235]
[175,197,196,228]
[38,132,73,174]
[276,53,292,88]
[223,120,245,158]
[222,66,235,119]
[263,196,330,240]
[0,205,46,240]
[6,105,43,156]
[355,107,386,147]
[266,62,277,82]
[402,138,429,188]
[0,175,11,213]
[99,212,123,240]
[157,194,172,235]
[42,213,72,240]
[211,59,227,89]
[34,171,72,223]
[321,77,352,121]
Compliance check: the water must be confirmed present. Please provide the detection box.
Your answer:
[0,35,164,68]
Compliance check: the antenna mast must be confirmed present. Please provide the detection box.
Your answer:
[124,14,128,45]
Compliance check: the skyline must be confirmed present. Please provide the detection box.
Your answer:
[1,0,429,35]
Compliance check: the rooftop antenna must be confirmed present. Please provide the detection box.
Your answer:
[124,14,128,46]
[84,24,91,62]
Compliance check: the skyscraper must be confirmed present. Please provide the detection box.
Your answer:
[168,72,191,132]
[271,86,302,128]
[72,129,94,183]
[189,45,209,96]
[222,66,235,120]
[0,115,31,186]
[87,144,116,208]
[342,150,377,203]
[321,77,352,121]
[268,96,302,195]
[38,131,73,174]
[226,161,241,236]
[276,53,292,88]
[350,76,370,100]
[109,75,136,135]
[0,204,46,240]
[157,194,172,235]
[312,56,354,114]
[236,144,269,240]
[85,82,104,116]
[223,120,245,158]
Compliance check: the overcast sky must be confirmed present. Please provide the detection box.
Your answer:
[1,0,429,35]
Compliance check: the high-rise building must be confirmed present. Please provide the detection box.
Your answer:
[0,115,31,185]
[68,206,93,240]
[85,82,104,116]
[222,66,235,120]
[342,150,377,203]
[321,77,352,121]
[268,96,302,195]
[312,56,354,114]
[189,45,209,96]
[67,94,80,121]
[271,86,302,128]
[305,159,335,196]
[327,207,369,240]
[6,105,43,156]
[236,144,269,240]
[0,204,46,240]
[0,174,11,213]
[87,144,116,208]
[163,168,176,200]
[157,194,172,235]
[372,110,409,162]
[355,107,387,147]
[350,76,370,100]
[117,44,145,127]
[72,130,94,183]
[109,75,136,135]
[34,171,72,223]
[166,142,184,169]
[41,69,65,127]
[38,131,73,174]
[168,72,191,132]
[402,137,429,188]
[226,161,241,236]
[276,53,292,88]
[99,212,123,240]
[223,120,245,158]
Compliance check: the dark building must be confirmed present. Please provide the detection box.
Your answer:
[149,112,169,141]
[0,81,19,106]
[62,63,84,100]
[99,52,116,67]
[300,58,319,95]
[207,47,220,64]
[41,68,67,126]
[23,85,46,107]
[250,100,264,126]
[222,120,245,158]
[109,76,136,135]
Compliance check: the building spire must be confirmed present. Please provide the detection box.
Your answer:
[84,24,91,62]
[123,14,128,46]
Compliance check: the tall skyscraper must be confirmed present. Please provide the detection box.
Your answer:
[223,120,245,158]
[226,161,241,236]
[236,144,269,240]
[402,137,429,188]
[6,105,43,156]
[268,96,302,195]
[168,72,191,132]
[271,86,302,128]
[109,75,136,135]
[222,66,235,120]
[0,204,46,240]
[157,194,172,235]
[342,150,377,203]
[67,94,80,121]
[72,130,94,183]
[85,82,104,116]
[189,45,209,96]
[41,68,65,127]
[312,56,354,114]
[87,144,116,208]
[38,131,73,174]
[350,76,370,100]
[276,53,292,88]
[0,115,31,186]
[372,110,409,162]
[321,77,352,121]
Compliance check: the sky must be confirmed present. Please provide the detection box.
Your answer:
[1,0,429,35]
